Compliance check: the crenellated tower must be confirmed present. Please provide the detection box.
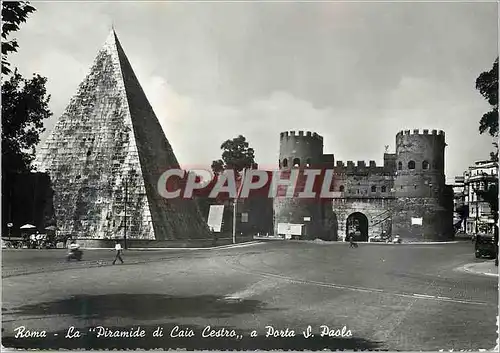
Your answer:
[279,131,324,169]
[273,131,334,240]
[392,129,453,241]
[393,129,446,198]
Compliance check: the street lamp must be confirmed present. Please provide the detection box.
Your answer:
[233,168,247,245]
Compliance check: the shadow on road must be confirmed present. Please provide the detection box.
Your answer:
[2,323,383,350]
[8,293,274,319]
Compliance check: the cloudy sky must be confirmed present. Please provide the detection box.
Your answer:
[9,1,498,180]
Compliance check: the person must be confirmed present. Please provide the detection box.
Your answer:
[112,241,124,265]
[68,240,80,251]
[349,233,357,248]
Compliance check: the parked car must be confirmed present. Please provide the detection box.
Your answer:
[475,234,496,259]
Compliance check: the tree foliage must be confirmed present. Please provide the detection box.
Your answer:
[2,1,35,76]
[211,135,256,176]
[475,58,498,137]
[2,70,52,174]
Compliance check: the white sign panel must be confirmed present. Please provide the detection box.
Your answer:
[277,223,303,236]
[207,205,224,232]
[411,217,423,225]
[241,212,249,223]
[303,217,311,222]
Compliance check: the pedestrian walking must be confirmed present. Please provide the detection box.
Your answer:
[112,241,124,265]
[349,233,358,248]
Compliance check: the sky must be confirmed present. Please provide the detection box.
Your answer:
[8,0,499,182]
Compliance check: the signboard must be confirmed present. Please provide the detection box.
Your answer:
[411,217,423,225]
[241,212,248,223]
[303,217,311,222]
[207,205,224,232]
[277,223,303,236]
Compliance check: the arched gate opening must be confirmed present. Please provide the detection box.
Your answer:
[346,212,369,242]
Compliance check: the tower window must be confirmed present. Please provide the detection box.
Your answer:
[381,185,387,192]
[339,185,345,192]
[422,160,429,170]
[282,158,288,168]
[408,160,416,169]
[398,161,402,170]
[293,158,300,167]
[371,185,377,192]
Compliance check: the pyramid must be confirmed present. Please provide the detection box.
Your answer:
[34,30,210,241]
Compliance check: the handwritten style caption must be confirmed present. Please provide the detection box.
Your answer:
[14,325,352,340]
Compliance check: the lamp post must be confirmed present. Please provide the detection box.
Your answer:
[233,168,246,245]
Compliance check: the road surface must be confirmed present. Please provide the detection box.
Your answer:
[2,240,497,350]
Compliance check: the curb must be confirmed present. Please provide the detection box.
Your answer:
[458,263,499,277]
[286,240,461,245]
[80,240,263,251]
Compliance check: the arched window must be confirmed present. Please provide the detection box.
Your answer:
[306,158,311,167]
[381,185,387,192]
[398,161,402,170]
[282,158,288,168]
[422,160,429,170]
[339,185,345,192]
[371,185,377,192]
[408,160,415,169]
[293,158,300,167]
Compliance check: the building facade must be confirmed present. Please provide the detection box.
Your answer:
[273,129,455,242]
[464,160,498,236]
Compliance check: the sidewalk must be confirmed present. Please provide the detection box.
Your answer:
[459,261,499,277]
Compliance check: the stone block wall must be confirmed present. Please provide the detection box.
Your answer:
[332,198,394,240]
[392,197,454,242]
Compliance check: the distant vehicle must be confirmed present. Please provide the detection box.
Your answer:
[475,234,496,259]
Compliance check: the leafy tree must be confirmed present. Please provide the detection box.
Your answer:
[2,69,52,174]
[475,58,499,266]
[2,1,35,76]
[211,135,256,176]
[476,58,498,137]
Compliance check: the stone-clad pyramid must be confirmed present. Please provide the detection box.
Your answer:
[35,30,210,241]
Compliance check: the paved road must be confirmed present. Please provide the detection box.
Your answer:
[2,241,498,350]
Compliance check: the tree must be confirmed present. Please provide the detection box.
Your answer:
[211,135,256,176]
[475,58,499,266]
[475,58,498,137]
[2,1,35,76]
[2,69,52,174]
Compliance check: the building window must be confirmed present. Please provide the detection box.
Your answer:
[282,158,288,168]
[293,158,300,167]
[422,160,429,170]
[398,161,402,170]
[381,185,387,192]
[371,185,377,192]
[408,160,416,169]
[339,185,345,192]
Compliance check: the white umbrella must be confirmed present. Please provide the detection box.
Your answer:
[20,224,36,229]
[45,226,57,231]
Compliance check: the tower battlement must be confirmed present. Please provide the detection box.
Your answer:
[334,160,389,175]
[280,130,324,142]
[396,129,445,137]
